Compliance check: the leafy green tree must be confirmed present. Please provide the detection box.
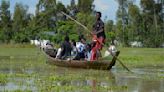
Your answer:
[77,0,94,14]
[12,3,30,43]
[56,2,67,21]
[36,0,56,32]
[12,3,29,32]
[105,20,116,45]
[115,0,163,47]
[36,0,56,13]
[75,13,95,40]
[55,20,78,43]
[128,4,142,41]
[115,0,134,46]
[67,0,78,19]
[0,0,11,43]
[140,0,163,47]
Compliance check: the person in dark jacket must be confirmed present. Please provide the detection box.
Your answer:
[60,36,72,60]
[70,39,78,60]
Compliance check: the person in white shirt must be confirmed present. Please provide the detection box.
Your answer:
[76,36,86,59]
[56,48,62,59]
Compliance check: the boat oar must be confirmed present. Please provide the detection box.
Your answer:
[108,50,132,73]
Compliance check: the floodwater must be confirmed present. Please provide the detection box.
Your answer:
[0,54,164,92]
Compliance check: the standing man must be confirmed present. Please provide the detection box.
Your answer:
[91,12,106,61]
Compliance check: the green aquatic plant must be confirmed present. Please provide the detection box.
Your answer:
[0,74,8,85]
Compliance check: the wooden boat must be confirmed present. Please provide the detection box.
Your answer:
[44,50,120,70]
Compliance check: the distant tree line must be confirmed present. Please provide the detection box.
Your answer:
[115,0,164,47]
[0,0,163,47]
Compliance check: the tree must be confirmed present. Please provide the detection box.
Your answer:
[36,0,56,13]
[55,20,78,43]
[115,0,163,47]
[12,3,31,43]
[128,4,142,41]
[35,0,57,32]
[75,13,95,39]
[77,0,94,14]
[56,2,67,20]
[140,0,163,47]
[115,0,134,46]
[0,0,11,43]
[105,20,116,46]
[67,0,78,18]
[12,3,29,32]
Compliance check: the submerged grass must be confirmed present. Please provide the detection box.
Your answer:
[0,45,164,92]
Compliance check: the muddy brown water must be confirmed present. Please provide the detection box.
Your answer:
[0,57,164,92]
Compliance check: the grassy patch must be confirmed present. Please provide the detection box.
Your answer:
[115,48,164,68]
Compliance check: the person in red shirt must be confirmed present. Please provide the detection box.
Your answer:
[90,12,106,61]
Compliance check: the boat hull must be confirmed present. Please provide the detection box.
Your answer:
[45,51,120,70]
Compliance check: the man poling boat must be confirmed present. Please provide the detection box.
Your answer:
[91,12,106,61]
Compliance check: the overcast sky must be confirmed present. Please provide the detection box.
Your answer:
[0,0,140,23]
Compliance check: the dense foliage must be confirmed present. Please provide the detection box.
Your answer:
[0,0,163,47]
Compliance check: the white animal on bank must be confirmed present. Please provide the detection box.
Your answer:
[30,40,41,46]
[130,41,143,47]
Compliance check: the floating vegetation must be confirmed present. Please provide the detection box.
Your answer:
[0,74,8,85]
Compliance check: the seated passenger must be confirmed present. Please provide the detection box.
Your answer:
[59,36,72,60]
[85,43,92,61]
[44,42,57,58]
[56,48,62,59]
[70,40,78,60]
[76,36,86,59]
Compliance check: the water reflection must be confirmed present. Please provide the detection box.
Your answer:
[54,67,164,92]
